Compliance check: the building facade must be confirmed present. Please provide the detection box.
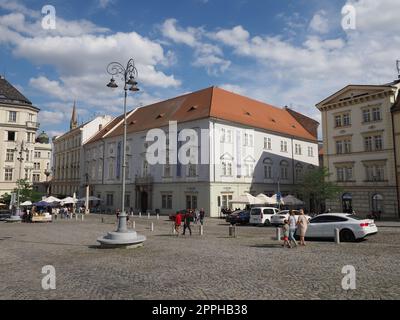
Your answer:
[392,96,400,214]
[317,81,400,219]
[84,87,319,217]
[52,104,113,197]
[0,76,50,197]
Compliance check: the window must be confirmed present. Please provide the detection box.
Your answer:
[363,109,371,123]
[8,111,17,123]
[372,107,382,121]
[244,164,254,177]
[226,130,232,143]
[374,135,383,151]
[366,165,385,181]
[222,162,232,176]
[227,162,232,176]
[336,141,343,154]
[34,152,41,158]
[372,194,383,213]
[4,168,13,181]
[162,195,173,209]
[143,160,149,176]
[295,144,302,155]
[344,140,352,154]
[220,128,226,143]
[188,163,197,177]
[337,168,345,182]
[343,113,351,126]
[280,141,288,152]
[106,194,114,206]
[7,131,16,141]
[364,137,373,152]
[221,195,233,209]
[222,162,227,176]
[345,167,353,181]
[6,149,14,162]
[295,163,303,181]
[34,163,40,170]
[335,115,342,128]
[264,159,273,179]
[308,146,314,157]
[264,137,271,150]
[32,174,40,182]
[280,161,289,180]
[186,195,198,210]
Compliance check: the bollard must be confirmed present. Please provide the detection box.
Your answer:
[229,226,236,238]
[133,221,136,229]
[335,228,340,244]
[276,227,281,241]
[157,214,160,220]
[139,212,142,218]
[148,212,150,219]
[75,214,78,221]
[101,217,104,223]
[151,222,154,232]
[81,214,84,221]
[199,225,204,236]
[172,224,177,235]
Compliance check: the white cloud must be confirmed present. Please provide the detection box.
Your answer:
[161,18,231,75]
[98,0,114,9]
[309,10,329,34]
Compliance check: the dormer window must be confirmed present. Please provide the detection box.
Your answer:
[188,106,198,112]
[156,113,165,119]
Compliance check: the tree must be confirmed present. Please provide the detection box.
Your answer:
[0,179,44,205]
[295,167,343,214]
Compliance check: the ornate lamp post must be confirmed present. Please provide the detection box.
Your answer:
[97,59,146,248]
[7,142,29,222]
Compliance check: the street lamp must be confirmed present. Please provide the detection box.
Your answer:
[97,58,146,248]
[7,142,29,222]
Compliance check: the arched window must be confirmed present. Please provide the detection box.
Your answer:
[295,163,303,181]
[263,158,273,179]
[280,160,289,180]
[372,194,384,213]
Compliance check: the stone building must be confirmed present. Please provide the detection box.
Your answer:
[83,86,319,217]
[52,103,113,197]
[317,80,400,219]
[0,76,48,197]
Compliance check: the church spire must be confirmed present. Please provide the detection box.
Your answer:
[70,101,78,130]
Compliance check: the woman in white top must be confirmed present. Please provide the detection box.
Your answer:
[296,209,309,246]
[288,210,298,247]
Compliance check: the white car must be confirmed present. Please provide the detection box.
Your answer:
[298,213,378,242]
[249,207,279,226]
[270,210,311,227]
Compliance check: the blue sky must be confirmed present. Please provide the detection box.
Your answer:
[1,0,399,138]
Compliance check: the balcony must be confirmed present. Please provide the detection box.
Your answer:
[135,175,154,185]
[26,121,40,129]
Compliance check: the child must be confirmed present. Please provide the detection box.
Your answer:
[282,219,291,248]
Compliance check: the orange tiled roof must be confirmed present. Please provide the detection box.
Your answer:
[104,86,318,142]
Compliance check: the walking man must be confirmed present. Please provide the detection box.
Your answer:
[183,210,193,236]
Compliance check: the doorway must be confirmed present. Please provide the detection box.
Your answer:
[141,191,148,212]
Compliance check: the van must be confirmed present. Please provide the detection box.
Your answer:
[249,207,279,226]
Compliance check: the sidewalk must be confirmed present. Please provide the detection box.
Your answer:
[375,221,400,228]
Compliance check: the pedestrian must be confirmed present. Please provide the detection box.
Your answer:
[288,210,298,248]
[194,209,200,224]
[296,209,309,246]
[199,208,205,225]
[282,220,291,248]
[175,211,182,236]
[183,210,193,236]
[116,208,120,219]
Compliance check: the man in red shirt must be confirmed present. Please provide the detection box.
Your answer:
[175,211,182,236]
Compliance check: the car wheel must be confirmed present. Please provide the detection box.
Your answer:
[340,229,356,242]
[264,220,271,227]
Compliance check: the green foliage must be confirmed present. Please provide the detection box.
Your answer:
[0,179,44,205]
[296,167,343,213]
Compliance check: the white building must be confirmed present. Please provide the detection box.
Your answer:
[0,76,52,197]
[317,80,400,219]
[52,103,114,197]
[84,87,319,217]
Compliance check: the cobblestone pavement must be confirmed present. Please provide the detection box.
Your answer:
[0,215,399,300]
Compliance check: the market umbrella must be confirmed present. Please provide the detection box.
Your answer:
[42,196,61,203]
[60,197,78,205]
[281,195,304,206]
[256,194,277,205]
[20,201,33,206]
[78,196,102,202]
[229,193,264,205]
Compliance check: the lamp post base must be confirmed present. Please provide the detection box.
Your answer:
[97,230,146,249]
[6,215,22,223]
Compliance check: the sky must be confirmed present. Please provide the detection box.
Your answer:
[1,0,400,138]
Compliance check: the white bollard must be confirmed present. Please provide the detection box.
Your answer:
[335,228,340,244]
[157,214,160,220]
[139,212,142,218]
[133,221,136,229]
[276,227,282,241]
[148,212,150,219]
[199,225,204,236]
[75,214,78,221]
[81,214,84,221]
[229,226,236,238]
[172,224,177,235]
[151,222,154,232]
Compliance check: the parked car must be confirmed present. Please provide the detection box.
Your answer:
[0,210,11,221]
[249,207,279,226]
[297,213,378,242]
[226,210,250,225]
[270,210,311,226]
